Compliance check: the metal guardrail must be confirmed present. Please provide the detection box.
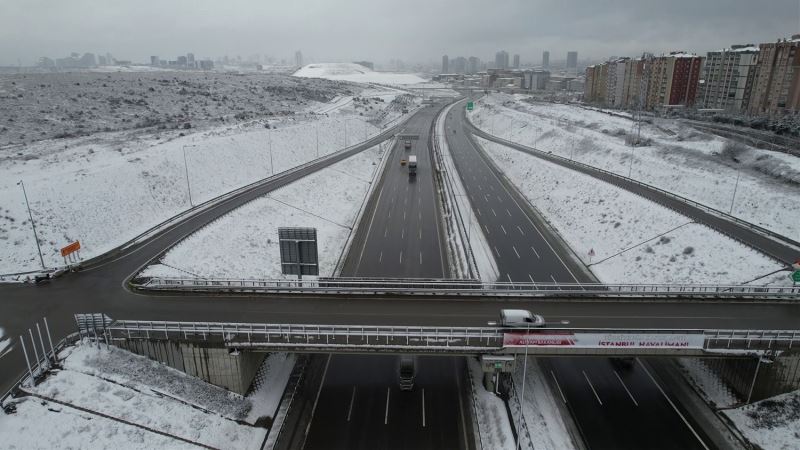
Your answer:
[99,316,800,356]
[132,276,800,298]
[463,109,800,260]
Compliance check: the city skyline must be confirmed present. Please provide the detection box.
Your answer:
[0,0,796,66]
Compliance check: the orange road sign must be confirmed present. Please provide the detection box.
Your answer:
[60,241,81,257]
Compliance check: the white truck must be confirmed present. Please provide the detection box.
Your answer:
[408,155,417,176]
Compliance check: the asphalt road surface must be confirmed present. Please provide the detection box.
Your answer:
[447,101,711,449]
[303,102,469,450]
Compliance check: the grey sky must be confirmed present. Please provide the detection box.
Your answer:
[1,0,797,66]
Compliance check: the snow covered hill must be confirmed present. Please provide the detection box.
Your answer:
[294,63,426,85]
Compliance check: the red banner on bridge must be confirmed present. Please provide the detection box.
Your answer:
[503,331,704,349]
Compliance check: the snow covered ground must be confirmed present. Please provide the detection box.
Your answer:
[246,353,296,424]
[140,143,386,279]
[0,341,268,449]
[722,389,800,450]
[512,358,574,450]
[294,63,427,85]
[0,81,412,276]
[469,94,800,242]
[467,358,515,450]
[477,137,787,285]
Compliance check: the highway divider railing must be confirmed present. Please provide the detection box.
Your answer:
[131,276,800,298]
[94,316,800,356]
[463,111,800,259]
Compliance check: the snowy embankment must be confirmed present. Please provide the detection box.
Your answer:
[469,94,800,242]
[467,358,515,450]
[477,137,786,284]
[294,63,427,85]
[0,90,407,276]
[512,358,574,450]
[247,353,296,424]
[722,389,800,450]
[140,144,385,279]
[0,341,266,449]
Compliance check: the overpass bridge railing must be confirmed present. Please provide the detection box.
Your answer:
[92,316,800,356]
[132,276,800,299]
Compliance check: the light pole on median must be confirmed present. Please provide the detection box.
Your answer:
[516,320,530,450]
[182,144,197,207]
[268,129,275,175]
[17,180,45,270]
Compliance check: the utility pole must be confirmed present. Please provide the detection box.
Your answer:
[344,120,348,148]
[516,321,530,450]
[315,122,319,158]
[182,145,196,207]
[729,169,741,214]
[17,180,45,269]
[268,130,274,175]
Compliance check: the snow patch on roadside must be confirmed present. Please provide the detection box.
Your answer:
[513,357,574,450]
[468,358,515,450]
[478,137,784,284]
[246,353,296,424]
[140,144,385,279]
[722,389,800,450]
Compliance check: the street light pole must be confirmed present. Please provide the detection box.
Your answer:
[344,120,348,148]
[17,180,45,269]
[516,321,530,450]
[268,130,274,175]
[315,123,319,158]
[181,145,194,207]
[729,169,741,215]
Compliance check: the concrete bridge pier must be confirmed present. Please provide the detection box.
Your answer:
[115,339,265,395]
[699,350,800,404]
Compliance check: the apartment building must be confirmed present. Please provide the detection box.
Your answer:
[748,36,800,115]
[701,45,759,112]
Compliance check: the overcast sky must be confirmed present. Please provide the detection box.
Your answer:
[1,0,797,66]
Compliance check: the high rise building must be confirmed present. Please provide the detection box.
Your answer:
[442,55,449,73]
[584,64,608,103]
[621,55,653,110]
[701,45,759,112]
[467,56,480,74]
[513,54,520,69]
[748,35,800,115]
[452,56,467,74]
[150,56,159,66]
[606,58,629,107]
[542,51,550,69]
[495,50,509,70]
[645,52,704,110]
[566,51,578,72]
[187,53,195,68]
[295,50,303,67]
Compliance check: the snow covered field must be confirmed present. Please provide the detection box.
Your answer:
[294,63,427,85]
[477,137,786,285]
[722,389,800,450]
[0,80,412,275]
[0,341,268,449]
[140,143,386,279]
[469,94,800,242]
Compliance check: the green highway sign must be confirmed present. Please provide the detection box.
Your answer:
[792,270,800,283]
[466,101,474,111]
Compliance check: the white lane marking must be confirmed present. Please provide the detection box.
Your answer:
[500,224,507,235]
[497,195,503,203]
[403,210,406,221]
[507,273,513,282]
[489,184,495,191]
[419,228,422,239]
[477,208,482,217]
[582,371,603,406]
[550,370,568,404]
[379,251,383,263]
[531,246,540,259]
[347,386,357,421]
[419,252,423,265]
[491,208,497,217]
[422,388,426,427]
[401,228,405,239]
[384,227,388,238]
[550,275,560,288]
[638,359,710,449]
[400,251,403,264]
[513,246,520,258]
[494,246,501,257]
[384,387,391,425]
[354,184,385,273]
[484,224,490,235]
[304,354,332,437]
[506,208,511,217]
[614,370,639,407]
[477,185,482,191]
[528,274,535,283]
[517,226,525,235]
